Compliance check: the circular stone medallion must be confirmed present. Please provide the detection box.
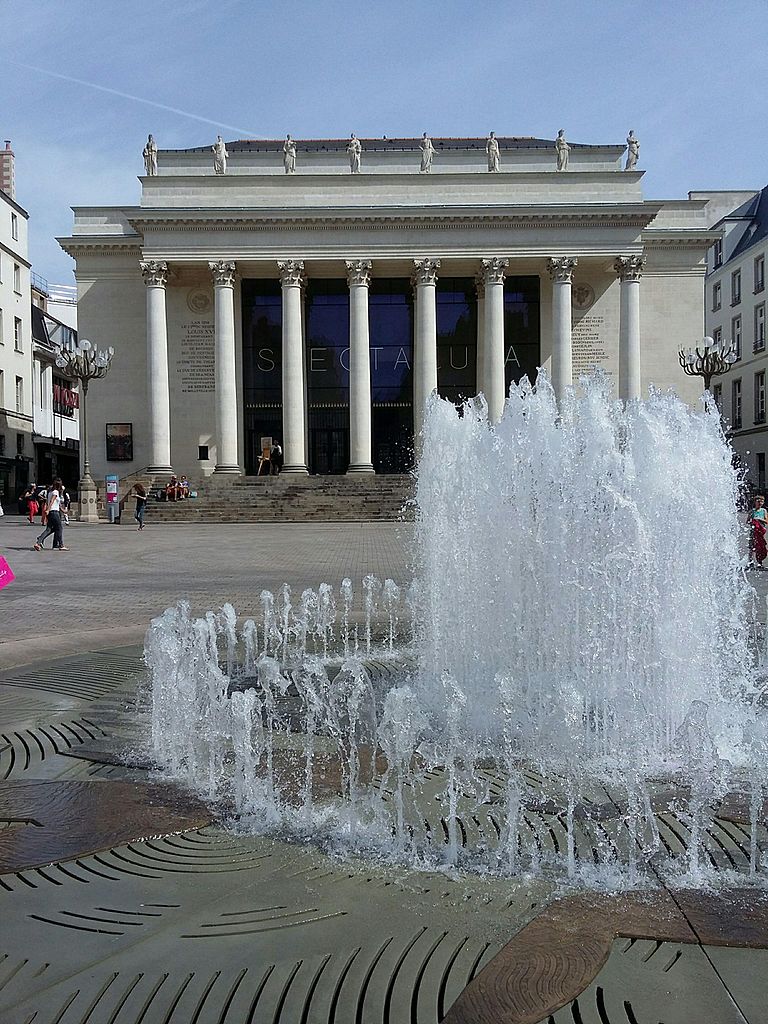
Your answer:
[572,283,595,311]
[187,288,213,314]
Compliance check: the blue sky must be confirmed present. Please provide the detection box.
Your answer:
[2,0,767,283]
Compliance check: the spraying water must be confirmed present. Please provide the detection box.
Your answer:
[146,375,766,883]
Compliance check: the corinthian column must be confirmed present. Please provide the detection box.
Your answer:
[140,260,172,472]
[346,259,374,473]
[547,256,578,404]
[413,258,440,433]
[614,254,646,402]
[481,257,509,423]
[209,260,240,474]
[278,260,308,474]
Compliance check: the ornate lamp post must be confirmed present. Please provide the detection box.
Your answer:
[55,338,115,523]
[678,335,737,393]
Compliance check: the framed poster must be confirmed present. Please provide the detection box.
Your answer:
[106,422,133,462]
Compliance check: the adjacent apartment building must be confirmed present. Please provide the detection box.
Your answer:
[704,185,768,489]
[0,141,34,506]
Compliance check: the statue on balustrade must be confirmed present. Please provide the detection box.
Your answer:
[212,136,228,175]
[555,129,570,171]
[283,135,297,174]
[420,133,435,173]
[347,134,362,173]
[625,130,640,171]
[142,134,157,176]
[486,131,500,172]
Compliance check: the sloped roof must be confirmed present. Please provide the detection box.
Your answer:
[729,184,768,261]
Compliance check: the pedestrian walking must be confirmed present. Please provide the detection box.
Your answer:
[132,483,148,530]
[270,440,283,475]
[33,479,68,551]
[35,483,49,526]
[748,494,768,568]
[60,483,72,526]
[21,484,37,523]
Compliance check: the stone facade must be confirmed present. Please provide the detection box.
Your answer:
[58,136,719,481]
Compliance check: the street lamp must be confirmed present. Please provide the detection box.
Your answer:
[678,335,737,393]
[55,338,114,523]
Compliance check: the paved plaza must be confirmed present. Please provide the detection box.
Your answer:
[0,517,412,670]
[1,516,767,1022]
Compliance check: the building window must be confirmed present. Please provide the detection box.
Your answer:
[198,445,209,460]
[0,306,3,345]
[755,371,766,424]
[0,369,3,406]
[713,238,723,268]
[712,382,722,410]
[732,378,742,430]
[15,376,23,414]
[712,326,722,348]
[0,434,4,456]
[756,255,765,294]
[53,377,79,417]
[731,269,741,305]
[13,263,20,293]
[14,316,22,352]
[16,432,24,455]
[712,281,722,311]
[756,302,766,353]
[11,213,18,241]
[759,453,767,491]
[732,314,742,359]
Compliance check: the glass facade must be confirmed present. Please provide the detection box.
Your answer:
[306,279,350,474]
[242,272,541,474]
[436,278,477,404]
[370,279,413,472]
[242,280,282,474]
[504,276,541,390]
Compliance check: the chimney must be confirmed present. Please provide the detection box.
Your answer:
[1,140,15,201]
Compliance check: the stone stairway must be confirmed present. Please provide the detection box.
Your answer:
[137,474,415,523]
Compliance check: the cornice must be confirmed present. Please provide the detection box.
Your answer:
[0,240,31,267]
[57,235,143,257]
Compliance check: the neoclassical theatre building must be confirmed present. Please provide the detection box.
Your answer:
[58,135,716,479]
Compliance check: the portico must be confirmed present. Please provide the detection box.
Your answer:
[58,135,719,482]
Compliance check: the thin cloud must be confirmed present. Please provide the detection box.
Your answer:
[8,60,263,139]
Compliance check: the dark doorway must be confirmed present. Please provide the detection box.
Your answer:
[242,280,282,475]
[309,408,349,475]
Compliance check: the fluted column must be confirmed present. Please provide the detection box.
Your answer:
[475,272,485,401]
[140,260,172,473]
[346,259,374,473]
[547,257,578,404]
[278,260,309,474]
[413,258,441,433]
[615,254,646,402]
[482,257,509,422]
[209,260,240,474]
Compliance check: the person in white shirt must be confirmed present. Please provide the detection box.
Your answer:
[34,478,68,551]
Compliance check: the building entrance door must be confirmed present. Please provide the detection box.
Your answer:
[308,408,349,474]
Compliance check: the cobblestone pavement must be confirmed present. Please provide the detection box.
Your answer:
[0,517,413,669]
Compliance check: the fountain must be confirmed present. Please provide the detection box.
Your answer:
[146,373,768,884]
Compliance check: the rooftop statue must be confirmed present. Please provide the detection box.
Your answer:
[420,133,435,173]
[212,135,228,175]
[625,130,640,171]
[486,131,500,172]
[142,134,157,176]
[555,129,570,171]
[283,135,296,174]
[347,133,362,173]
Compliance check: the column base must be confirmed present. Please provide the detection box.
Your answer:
[281,464,309,475]
[347,463,375,474]
[213,464,242,475]
[147,464,173,475]
[78,475,100,524]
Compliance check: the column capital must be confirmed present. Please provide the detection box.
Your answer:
[345,259,372,287]
[547,256,578,283]
[140,259,169,287]
[481,257,509,285]
[278,259,306,287]
[413,258,441,286]
[614,254,646,282]
[209,260,237,287]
